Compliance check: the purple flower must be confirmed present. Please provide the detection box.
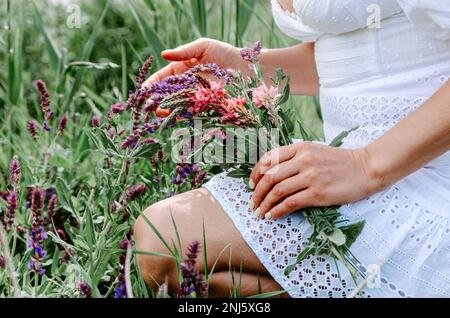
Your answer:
[78,282,93,298]
[91,115,101,128]
[0,255,5,269]
[172,163,207,187]
[179,240,208,298]
[108,102,125,119]
[43,122,51,132]
[125,184,148,202]
[135,56,154,90]
[57,114,68,134]
[9,157,21,187]
[115,239,130,298]
[240,41,262,64]
[29,188,47,275]
[27,120,39,141]
[47,194,58,223]
[5,190,19,231]
[35,80,53,121]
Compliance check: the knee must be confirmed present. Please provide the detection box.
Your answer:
[134,201,177,291]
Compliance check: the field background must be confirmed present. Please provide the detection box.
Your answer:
[0,0,323,297]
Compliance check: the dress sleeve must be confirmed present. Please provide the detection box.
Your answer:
[271,0,322,42]
[397,0,450,40]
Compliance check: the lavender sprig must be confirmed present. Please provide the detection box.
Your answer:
[28,188,47,275]
[27,120,39,141]
[35,80,53,122]
[179,240,208,298]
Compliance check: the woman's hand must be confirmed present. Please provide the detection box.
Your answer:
[249,142,382,220]
[143,38,244,87]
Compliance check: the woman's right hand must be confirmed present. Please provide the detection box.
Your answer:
[143,38,245,88]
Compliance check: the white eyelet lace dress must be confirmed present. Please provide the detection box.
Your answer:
[203,0,450,297]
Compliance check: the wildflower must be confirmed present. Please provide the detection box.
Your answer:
[91,115,100,128]
[173,163,207,187]
[35,80,53,121]
[43,122,51,132]
[28,188,47,275]
[115,239,130,299]
[27,120,39,140]
[47,194,58,223]
[193,81,227,114]
[5,190,18,230]
[108,127,116,140]
[240,41,262,64]
[135,56,154,89]
[109,102,125,118]
[57,114,68,134]
[125,184,148,202]
[0,255,4,269]
[179,240,208,298]
[9,157,21,187]
[78,282,93,298]
[252,85,279,108]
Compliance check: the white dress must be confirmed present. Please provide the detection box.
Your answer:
[203,0,450,297]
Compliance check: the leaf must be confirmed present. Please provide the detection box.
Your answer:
[329,127,359,148]
[132,142,162,159]
[284,246,315,275]
[65,61,119,73]
[327,228,347,246]
[126,0,166,67]
[341,221,366,250]
[277,75,291,105]
[227,168,251,179]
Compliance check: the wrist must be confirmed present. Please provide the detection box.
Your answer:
[354,146,389,195]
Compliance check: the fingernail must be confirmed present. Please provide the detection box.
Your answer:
[254,208,261,218]
[264,212,272,220]
[249,179,255,190]
[249,200,255,211]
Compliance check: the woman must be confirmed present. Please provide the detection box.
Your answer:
[135,0,450,297]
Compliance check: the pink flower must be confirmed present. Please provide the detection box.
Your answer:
[222,97,247,124]
[252,85,279,108]
[193,81,226,114]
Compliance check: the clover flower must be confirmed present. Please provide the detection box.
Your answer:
[125,184,148,202]
[91,115,100,128]
[57,114,68,134]
[28,188,47,275]
[179,240,208,298]
[78,282,93,298]
[27,120,39,141]
[9,157,21,187]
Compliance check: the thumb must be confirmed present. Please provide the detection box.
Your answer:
[162,38,208,62]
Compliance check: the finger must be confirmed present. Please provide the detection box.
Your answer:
[251,160,299,209]
[143,60,196,88]
[254,174,308,219]
[249,144,298,189]
[263,190,316,220]
[162,38,209,62]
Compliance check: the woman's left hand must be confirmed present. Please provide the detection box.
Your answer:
[249,141,382,220]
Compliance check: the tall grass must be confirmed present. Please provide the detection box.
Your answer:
[0,0,323,298]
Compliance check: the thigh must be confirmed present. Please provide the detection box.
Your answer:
[135,188,270,276]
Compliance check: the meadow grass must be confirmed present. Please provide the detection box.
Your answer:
[0,0,323,298]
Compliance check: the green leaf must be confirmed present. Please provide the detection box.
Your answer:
[284,246,315,275]
[329,127,359,147]
[341,221,366,250]
[132,142,162,159]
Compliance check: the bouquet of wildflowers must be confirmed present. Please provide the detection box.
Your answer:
[94,42,366,283]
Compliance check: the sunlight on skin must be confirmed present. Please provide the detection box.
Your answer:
[277,0,295,12]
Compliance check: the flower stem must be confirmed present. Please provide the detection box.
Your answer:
[0,222,21,297]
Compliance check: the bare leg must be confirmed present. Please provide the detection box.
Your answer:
[134,188,286,297]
